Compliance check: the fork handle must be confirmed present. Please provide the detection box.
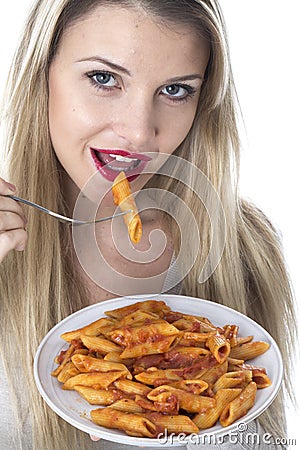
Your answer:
[5,194,75,223]
[7,195,50,213]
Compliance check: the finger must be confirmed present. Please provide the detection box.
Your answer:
[0,228,28,263]
[0,177,17,195]
[0,210,27,232]
[0,195,27,219]
[89,435,101,441]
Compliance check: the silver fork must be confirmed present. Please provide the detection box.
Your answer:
[7,195,131,225]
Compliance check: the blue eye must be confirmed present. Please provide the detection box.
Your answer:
[162,84,196,100]
[87,71,118,89]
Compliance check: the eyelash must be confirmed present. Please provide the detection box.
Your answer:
[161,84,197,104]
[85,70,197,103]
[86,70,118,92]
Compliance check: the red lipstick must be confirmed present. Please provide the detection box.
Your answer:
[90,148,151,182]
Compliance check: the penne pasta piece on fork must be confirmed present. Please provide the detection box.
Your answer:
[111,171,142,244]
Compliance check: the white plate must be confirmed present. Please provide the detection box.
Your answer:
[34,294,283,447]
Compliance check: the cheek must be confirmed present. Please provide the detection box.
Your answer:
[48,70,97,152]
[48,74,73,153]
[162,107,197,154]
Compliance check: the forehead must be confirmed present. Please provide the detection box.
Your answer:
[56,5,209,75]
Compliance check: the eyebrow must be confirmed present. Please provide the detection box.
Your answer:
[76,56,204,82]
[166,74,204,83]
[76,56,132,76]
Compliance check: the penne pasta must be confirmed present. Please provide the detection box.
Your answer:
[71,354,132,379]
[90,408,157,437]
[169,346,210,357]
[62,371,127,390]
[206,333,231,364]
[199,360,228,385]
[251,367,272,388]
[227,363,271,388]
[146,412,199,434]
[120,335,178,359]
[229,341,270,360]
[51,344,75,377]
[111,171,142,244]
[107,398,145,414]
[169,379,208,395]
[134,368,183,385]
[219,381,257,426]
[147,385,216,413]
[182,331,217,343]
[74,385,126,405]
[108,320,179,347]
[80,335,121,354]
[103,351,134,365]
[61,317,116,342]
[119,310,160,326]
[234,336,254,346]
[105,299,171,319]
[170,316,217,333]
[108,320,179,359]
[176,338,206,348]
[135,393,179,414]
[51,299,273,439]
[114,379,151,396]
[57,361,80,383]
[193,388,242,429]
[212,371,249,393]
[227,356,245,367]
[223,324,239,347]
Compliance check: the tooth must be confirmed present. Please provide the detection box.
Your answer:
[109,154,136,163]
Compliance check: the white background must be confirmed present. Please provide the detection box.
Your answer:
[0,0,299,446]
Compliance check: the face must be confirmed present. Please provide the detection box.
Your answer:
[48,5,209,206]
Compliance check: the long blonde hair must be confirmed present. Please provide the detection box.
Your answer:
[0,0,297,448]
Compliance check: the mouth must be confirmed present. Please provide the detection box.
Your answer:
[90,148,152,182]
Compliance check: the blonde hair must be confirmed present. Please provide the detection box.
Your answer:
[0,0,297,448]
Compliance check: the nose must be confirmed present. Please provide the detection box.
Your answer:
[112,93,158,150]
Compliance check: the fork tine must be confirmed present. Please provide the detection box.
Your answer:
[73,210,132,225]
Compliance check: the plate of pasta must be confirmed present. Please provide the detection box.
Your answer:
[34,294,283,446]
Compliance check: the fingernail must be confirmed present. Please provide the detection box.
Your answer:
[90,435,100,441]
[8,183,16,193]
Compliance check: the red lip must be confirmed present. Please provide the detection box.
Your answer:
[90,148,150,182]
[91,148,152,162]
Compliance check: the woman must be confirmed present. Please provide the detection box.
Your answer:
[0,0,296,449]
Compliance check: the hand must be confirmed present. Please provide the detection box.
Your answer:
[0,178,28,263]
